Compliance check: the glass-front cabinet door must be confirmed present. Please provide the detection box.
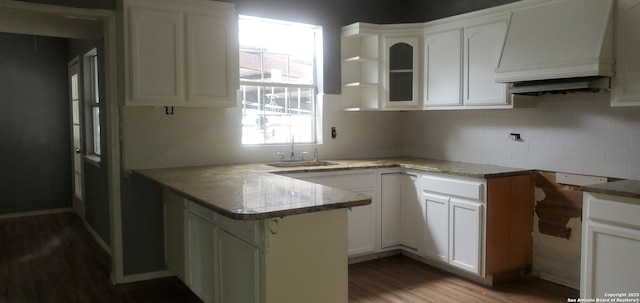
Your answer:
[384,36,420,109]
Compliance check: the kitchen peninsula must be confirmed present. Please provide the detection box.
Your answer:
[134,157,534,302]
[135,163,372,303]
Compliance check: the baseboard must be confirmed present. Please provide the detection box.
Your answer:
[539,272,580,290]
[348,249,401,264]
[84,221,111,256]
[0,208,73,220]
[121,270,175,284]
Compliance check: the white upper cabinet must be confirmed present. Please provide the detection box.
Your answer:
[124,0,237,107]
[341,23,381,111]
[129,8,185,106]
[463,18,509,106]
[423,29,462,107]
[186,14,237,107]
[611,0,640,106]
[422,16,512,109]
[383,36,421,109]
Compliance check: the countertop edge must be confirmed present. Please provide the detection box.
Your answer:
[133,157,535,220]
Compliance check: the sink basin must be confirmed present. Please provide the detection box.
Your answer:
[266,160,339,168]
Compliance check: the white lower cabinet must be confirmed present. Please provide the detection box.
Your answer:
[581,193,640,298]
[423,193,449,262]
[186,212,218,302]
[422,173,485,276]
[284,170,377,256]
[380,172,423,251]
[448,198,482,274]
[163,189,187,281]
[164,191,348,303]
[218,230,260,303]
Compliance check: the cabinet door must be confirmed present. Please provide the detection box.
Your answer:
[384,36,420,108]
[187,213,217,303]
[464,19,508,106]
[348,190,377,256]
[186,14,237,107]
[449,199,482,274]
[581,222,640,298]
[611,0,640,106]
[400,174,422,251]
[290,172,377,256]
[218,230,260,303]
[128,7,185,105]
[423,29,462,107]
[164,195,186,282]
[381,173,402,248]
[423,193,449,262]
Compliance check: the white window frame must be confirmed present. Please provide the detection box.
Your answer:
[84,48,101,163]
[239,15,323,146]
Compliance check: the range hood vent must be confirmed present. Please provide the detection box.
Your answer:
[509,76,610,95]
[495,0,615,92]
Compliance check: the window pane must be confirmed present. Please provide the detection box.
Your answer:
[263,53,289,82]
[92,55,100,103]
[239,16,319,145]
[290,54,313,84]
[93,107,101,155]
[239,50,262,81]
[241,85,314,145]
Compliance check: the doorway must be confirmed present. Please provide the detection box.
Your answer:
[0,1,123,283]
[69,57,85,220]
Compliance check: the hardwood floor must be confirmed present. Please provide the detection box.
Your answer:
[1,212,579,302]
[0,212,202,303]
[349,255,579,303]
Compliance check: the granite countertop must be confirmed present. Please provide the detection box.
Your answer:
[134,157,533,220]
[269,157,534,178]
[581,179,640,200]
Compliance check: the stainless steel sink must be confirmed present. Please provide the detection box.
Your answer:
[266,160,338,168]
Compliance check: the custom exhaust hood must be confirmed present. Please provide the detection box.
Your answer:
[495,0,615,95]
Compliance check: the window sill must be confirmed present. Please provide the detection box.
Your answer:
[84,155,101,168]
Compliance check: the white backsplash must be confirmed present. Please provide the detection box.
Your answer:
[403,92,640,180]
[121,94,403,169]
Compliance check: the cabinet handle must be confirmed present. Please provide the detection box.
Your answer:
[269,219,279,235]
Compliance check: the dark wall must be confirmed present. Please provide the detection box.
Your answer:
[0,33,71,214]
[68,39,111,246]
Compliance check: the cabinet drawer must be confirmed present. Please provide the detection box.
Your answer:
[423,174,484,201]
[217,215,259,246]
[585,193,640,228]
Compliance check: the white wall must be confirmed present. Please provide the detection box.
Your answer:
[403,92,640,180]
[122,94,404,169]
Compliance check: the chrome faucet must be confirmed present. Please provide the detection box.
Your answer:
[289,136,295,161]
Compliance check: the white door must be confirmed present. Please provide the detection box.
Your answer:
[464,19,508,106]
[400,173,421,251]
[381,173,402,248]
[218,230,260,303]
[423,28,463,107]
[581,222,640,298]
[187,212,218,302]
[347,190,376,256]
[449,198,482,274]
[423,193,449,262]
[68,57,84,219]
